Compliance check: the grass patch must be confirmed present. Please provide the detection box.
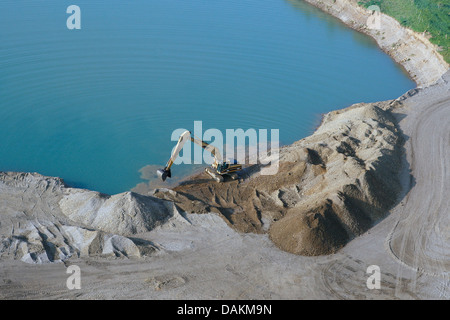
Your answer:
[358,0,450,63]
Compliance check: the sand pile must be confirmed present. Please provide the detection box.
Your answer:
[0,172,179,263]
[151,101,405,255]
[0,100,406,260]
[59,190,179,235]
[0,222,151,264]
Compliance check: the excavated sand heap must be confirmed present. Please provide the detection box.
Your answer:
[153,100,405,255]
[0,100,406,260]
[0,172,181,263]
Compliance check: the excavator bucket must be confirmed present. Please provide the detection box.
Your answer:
[157,168,171,181]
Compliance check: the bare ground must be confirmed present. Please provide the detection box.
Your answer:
[1,73,449,299]
[387,75,450,276]
[1,0,449,298]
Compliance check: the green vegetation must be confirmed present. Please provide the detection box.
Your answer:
[358,0,450,63]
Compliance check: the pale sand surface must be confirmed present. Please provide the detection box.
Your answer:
[1,0,449,300]
[1,73,448,299]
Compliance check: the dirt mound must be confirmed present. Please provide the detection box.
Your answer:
[0,101,405,258]
[151,101,405,255]
[269,200,348,256]
[59,190,179,235]
[0,172,169,263]
[0,222,155,263]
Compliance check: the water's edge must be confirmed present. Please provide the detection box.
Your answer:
[299,0,448,87]
[3,1,447,194]
[1,0,448,264]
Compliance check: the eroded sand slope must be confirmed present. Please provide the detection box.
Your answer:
[297,0,449,87]
[153,101,405,256]
[0,172,181,263]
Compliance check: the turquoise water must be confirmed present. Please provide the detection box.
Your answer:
[0,0,415,195]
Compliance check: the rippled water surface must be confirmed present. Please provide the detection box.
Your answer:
[0,0,415,194]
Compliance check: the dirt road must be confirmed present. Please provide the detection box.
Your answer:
[388,77,450,276]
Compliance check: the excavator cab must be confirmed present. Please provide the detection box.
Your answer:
[216,159,241,175]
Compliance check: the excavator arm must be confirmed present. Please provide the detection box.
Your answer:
[157,130,223,181]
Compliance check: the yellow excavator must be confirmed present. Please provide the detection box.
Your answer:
[157,130,242,183]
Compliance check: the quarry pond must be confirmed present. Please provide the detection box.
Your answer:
[0,0,414,194]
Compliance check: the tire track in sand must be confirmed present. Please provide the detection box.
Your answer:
[388,90,450,276]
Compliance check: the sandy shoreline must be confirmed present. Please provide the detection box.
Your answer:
[298,0,448,87]
[1,0,449,299]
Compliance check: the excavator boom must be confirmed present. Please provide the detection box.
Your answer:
[157,130,241,182]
